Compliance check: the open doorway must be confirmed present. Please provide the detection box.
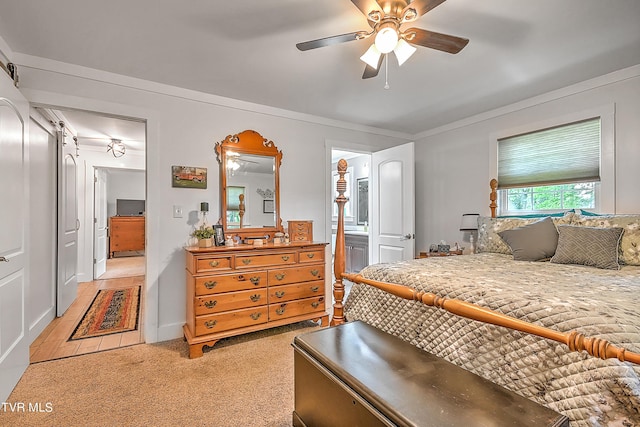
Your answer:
[330,149,371,300]
[95,167,146,281]
[30,107,146,363]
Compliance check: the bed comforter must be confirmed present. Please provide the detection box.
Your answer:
[343,253,640,426]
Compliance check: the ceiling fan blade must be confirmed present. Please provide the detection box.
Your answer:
[404,28,469,54]
[296,31,366,51]
[362,54,384,79]
[351,0,383,18]
[402,0,447,18]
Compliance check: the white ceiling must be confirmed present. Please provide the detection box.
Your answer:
[48,108,146,152]
[2,0,640,136]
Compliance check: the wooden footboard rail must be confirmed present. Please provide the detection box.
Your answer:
[331,159,640,366]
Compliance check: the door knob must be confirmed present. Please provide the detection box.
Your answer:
[400,233,414,241]
[0,256,8,262]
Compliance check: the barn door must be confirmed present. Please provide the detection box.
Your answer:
[57,129,79,316]
[0,74,29,402]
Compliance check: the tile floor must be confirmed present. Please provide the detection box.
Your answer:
[30,256,145,363]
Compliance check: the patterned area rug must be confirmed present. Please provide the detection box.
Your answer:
[69,286,140,340]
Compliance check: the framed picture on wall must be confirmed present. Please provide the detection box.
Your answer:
[171,166,207,189]
[263,199,275,214]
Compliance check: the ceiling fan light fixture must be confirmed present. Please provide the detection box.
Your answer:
[394,38,417,66]
[374,25,398,54]
[360,44,382,69]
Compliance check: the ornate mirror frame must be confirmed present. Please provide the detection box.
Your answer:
[215,130,283,242]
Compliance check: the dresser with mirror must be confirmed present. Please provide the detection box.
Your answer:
[183,130,328,358]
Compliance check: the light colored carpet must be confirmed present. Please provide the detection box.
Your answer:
[4,321,322,427]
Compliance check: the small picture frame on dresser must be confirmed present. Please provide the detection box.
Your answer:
[213,225,225,246]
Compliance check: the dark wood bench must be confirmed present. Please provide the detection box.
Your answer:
[292,320,569,427]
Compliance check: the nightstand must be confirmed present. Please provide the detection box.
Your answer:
[418,250,463,258]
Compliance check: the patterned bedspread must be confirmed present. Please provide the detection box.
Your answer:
[343,253,640,426]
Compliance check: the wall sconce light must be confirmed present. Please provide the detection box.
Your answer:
[107,138,126,158]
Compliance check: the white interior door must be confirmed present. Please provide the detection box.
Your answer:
[0,80,29,402]
[94,168,108,278]
[371,142,415,264]
[57,130,79,316]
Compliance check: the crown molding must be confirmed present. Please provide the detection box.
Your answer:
[414,63,640,140]
[13,53,413,141]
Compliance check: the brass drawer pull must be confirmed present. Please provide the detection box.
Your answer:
[242,259,252,265]
[204,300,217,309]
[310,269,319,277]
[250,312,262,321]
[204,320,217,329]
[281,255,290,261]
[250,276,260,285]
[250,294,261,302]
[275,291,285,298]
[209,260,219,268]
[275,273,286,281]
[275,305,287,315]
[306,253,315,259]
[311,286,320,292]
[311,301,321,309]
[204,281,217,289]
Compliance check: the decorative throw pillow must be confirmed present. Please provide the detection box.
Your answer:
[572,214,640,265]
[477,212,573,254]
[550,225,624,270]
[498,217,558,261]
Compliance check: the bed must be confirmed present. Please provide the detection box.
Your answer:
[330,160,640,426]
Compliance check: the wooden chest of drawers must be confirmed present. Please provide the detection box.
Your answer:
[109,216,145,258]
[184,242,328,358]
[288,220,313,242]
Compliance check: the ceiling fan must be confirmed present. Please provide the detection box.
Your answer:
[296,0,469,79]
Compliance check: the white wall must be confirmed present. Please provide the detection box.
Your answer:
[414,66,640,254]
[27,112,56,341]
[16,64,408,343]
[107,169,146,218]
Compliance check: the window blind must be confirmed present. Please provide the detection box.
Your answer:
[497,117,601,189]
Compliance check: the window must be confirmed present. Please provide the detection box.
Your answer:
[497,117,601,215]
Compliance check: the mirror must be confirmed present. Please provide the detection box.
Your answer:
[215,130,283,242]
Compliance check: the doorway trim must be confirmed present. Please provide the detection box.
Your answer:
[29,96,160,344]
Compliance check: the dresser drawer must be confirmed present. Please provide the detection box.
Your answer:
[268,280,324,304]
[236,251,297,269]
[195,306,268,336]
[194,271,267,296]
[195,256,233,274]
[298,248,324,263]
[268,265,324,286]
[269,296,325,321]
[195,288,267,315]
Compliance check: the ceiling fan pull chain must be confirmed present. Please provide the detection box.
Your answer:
[384,54,390,90]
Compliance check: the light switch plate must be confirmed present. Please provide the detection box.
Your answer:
[173,205,183,218]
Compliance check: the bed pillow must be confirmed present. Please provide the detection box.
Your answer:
[477,212,573,254]
[498,217,558,261]
[572,214,640,265]
[550,225,624,270]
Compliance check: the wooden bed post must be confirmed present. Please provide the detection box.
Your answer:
[489,178,498,218]
[331,159,348,326]
[238,193,245,228]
